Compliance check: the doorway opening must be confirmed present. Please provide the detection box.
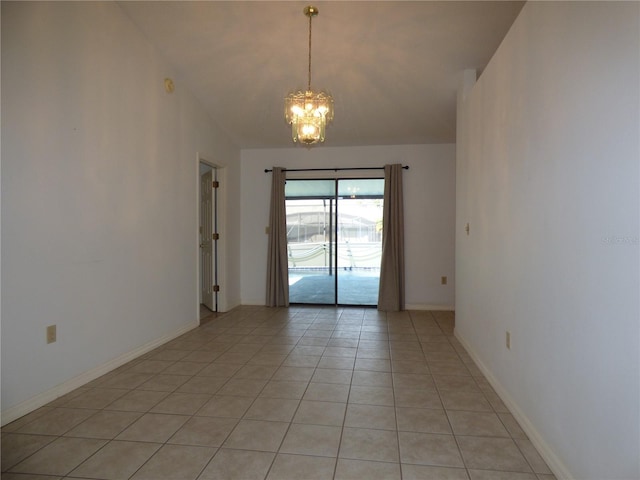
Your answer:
[199,162,218,318]
[286,178,384,306]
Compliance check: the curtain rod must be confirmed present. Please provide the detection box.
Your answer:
[264,166,409,173]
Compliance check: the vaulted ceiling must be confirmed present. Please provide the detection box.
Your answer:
[119,1,525,149]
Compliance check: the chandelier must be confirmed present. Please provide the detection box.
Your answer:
[284,5,334,145]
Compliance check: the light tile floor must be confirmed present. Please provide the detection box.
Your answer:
[1,306,557,480]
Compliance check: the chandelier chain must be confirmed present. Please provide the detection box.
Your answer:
[307,12,312,91]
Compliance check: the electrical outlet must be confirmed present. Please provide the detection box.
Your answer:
[46,325,57,344]
[441,276,447,285]
[506,331,511,350]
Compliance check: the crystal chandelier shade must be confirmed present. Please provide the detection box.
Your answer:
[284,6,334,145]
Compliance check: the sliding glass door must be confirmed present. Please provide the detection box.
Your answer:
[336,180,384,305]
[286,180,335,304]
[286,178,384,306]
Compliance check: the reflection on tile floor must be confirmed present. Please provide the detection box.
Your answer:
[1,306,557,480]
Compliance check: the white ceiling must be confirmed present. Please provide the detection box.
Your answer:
[119,1,525,149]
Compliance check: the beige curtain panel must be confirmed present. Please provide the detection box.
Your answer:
[265,167,289,307]
[377,163,405,311]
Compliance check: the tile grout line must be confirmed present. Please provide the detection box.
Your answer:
[430,310,474,478]
[262,310,319,480]
[332,307,367,479]
[389,311,406,479]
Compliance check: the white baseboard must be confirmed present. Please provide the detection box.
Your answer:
[1,321,199,427]
[239,299,265,307]
[217,298,241,313]
[405,303,455,311]
[222,299,242,312]
[239,301,455,311]
[454,328,574,480]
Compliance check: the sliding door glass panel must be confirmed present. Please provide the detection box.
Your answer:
[285,179,335,198]
[338,179,385,197]
[336,179,384,305]
[286,178,383,306]
[286,180,336,304]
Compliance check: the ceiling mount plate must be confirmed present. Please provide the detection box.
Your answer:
[304,6,319,18]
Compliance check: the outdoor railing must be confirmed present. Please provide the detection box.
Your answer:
[287,242,381,269]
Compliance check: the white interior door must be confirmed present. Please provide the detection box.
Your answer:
[200,169,215,311]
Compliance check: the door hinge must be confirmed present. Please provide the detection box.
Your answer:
[212,233,219,240]
[212,180,219,189]
[212,285,220,292]
[199,226,203,234]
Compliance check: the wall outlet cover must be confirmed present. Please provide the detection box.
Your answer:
[46,325,57,344]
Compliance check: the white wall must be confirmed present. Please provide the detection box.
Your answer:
[1,2,241,421]
[456,3,639,479]
[240,144,456,309]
